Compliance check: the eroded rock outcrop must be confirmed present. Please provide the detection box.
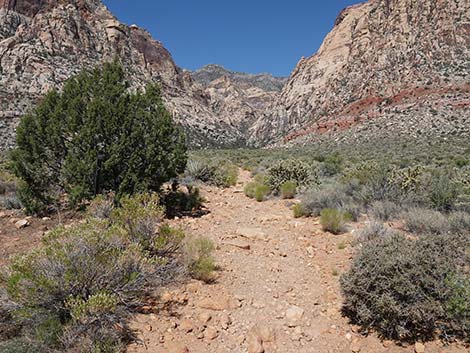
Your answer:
[0,0,248,149]
[250,0,470,146]
[191,65,287,134]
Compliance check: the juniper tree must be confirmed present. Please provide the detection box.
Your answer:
[11,62,187,213]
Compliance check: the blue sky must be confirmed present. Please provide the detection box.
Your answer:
[102,0,359,77]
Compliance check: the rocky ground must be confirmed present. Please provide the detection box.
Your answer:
[124,171,467,353]
[0,171,468,353]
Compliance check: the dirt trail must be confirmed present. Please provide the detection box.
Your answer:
[128,170,466,353]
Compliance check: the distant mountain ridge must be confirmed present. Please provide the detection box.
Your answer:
[0,0,468,151]
[191,64,287,92]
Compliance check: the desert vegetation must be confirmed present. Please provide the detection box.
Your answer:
[189,137,470,343]
[0,65,469,351]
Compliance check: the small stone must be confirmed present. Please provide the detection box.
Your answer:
[218,313,231,330]
[345,333,352,341]
[186,281,202,293]
[246,333,264,353]
[160,291,174,303]
[42,217,51,221]
[291,326,303,341]
[164,342,189,353]
[145,324,153,332]
[180,318,195,333]
[251,325,275,343]
[350,342,361,353]
[14,219,29,229]
[236,227,267,240]
[415,342,425,353]
[204,326,218,340]
[224,240,251,250]
[198,312,212,324]
[198,294,239,311]
[285,305,304,327]
[382,340,393,348]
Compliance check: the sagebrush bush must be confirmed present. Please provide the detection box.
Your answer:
[0,193,189,351]
[4,221,151,350]
[10,62,187,213]
[448,211,470,234]
[368,200,402,221]
[0,195,22,210]
[341,233,470,341]
[320,208,352,234]
[86,193,114,219]
[184,237,216,283]
[0,339,48,353]
[300,186,350,217]
[357,221,396,243]
[280,181,297,199]
[185,160,238,188]
[403,208,450,235]
[267,159,317,193]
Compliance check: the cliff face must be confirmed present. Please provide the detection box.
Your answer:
[191,65,287,134]
[250,0,470,146]
[0,0,248,149]
[1,0,469,150]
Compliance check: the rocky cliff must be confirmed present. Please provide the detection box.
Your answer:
[0,0,250,149]
[191,65,287,134]
[250,0,470,146]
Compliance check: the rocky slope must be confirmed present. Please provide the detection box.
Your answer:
[0,0,251,150]
[191,65,287,134]
[250,0,470,146]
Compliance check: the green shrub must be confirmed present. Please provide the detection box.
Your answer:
[244,182,257,199]
[427,171,459,211]
[321,152,343,176]
[244,182,270,202]
[10,62,187,214]
[280,181,297,199]
[184,237,216,283]
[111,193,164,250]
[320,208,352,234]
[292,204,305,218]
[341,233,470,341]
[267,159,317,193]
[254,184,270,202]
[215,163,238,187]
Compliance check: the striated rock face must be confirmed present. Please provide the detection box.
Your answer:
[250,0,470,146]
[191,65,287,134]
[0,0,248,149]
